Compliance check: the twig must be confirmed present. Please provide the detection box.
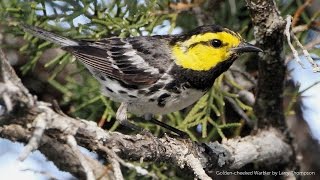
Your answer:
[285,15,320,72]
[292,35,320,72]
[292,24,309,33]
[299,81,320,94]
[21,168,60,180]
[286,36,320,61]
[99,145,156,179]
[225,96,254,128]
[304,36,320,50]
[0,49,20,112]
[185,154,212,180]
[67,135,95,180]
[99,146,124,180]
[108,156,124,180]
[285,16,305,67]
[0,48,35,107]
[2,92,12,112]
[18,111,48,161]
[0,48,9,82]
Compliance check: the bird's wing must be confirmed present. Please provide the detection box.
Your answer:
[21,24,174,86]
[63,36,174,86]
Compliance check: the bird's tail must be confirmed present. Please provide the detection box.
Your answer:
[21,24,79,47]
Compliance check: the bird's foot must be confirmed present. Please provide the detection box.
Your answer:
[116,102,143,132]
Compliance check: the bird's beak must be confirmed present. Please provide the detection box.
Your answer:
[231,42,263,53]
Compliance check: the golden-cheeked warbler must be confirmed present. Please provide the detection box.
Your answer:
[22,24,262,136]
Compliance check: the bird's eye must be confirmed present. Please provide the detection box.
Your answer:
[211,39,222,48]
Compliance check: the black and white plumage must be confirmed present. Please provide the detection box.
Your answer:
[23,25,216,114]
[22,24,261,135]
[66,36,213,116]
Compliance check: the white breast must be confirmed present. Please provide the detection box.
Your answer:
[127,88,205,116]
[89,66,206,116]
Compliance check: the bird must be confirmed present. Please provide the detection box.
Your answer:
[21,24,262,136]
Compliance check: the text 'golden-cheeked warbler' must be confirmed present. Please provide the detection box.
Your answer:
[22,24,262,136]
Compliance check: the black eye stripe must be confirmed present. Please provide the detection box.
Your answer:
[188,41,208,49]
[188,40,227,49]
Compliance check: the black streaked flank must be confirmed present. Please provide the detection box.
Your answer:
[118,90,127,94]
[157,93,171,107]
[128,95,137,98]
[149,98,156,102]
[95,73,106,81]
[164,81,182,94]
[138,89,147,94]
[145,83,165,96]
[105,87,114,93]
[99,76,106,81]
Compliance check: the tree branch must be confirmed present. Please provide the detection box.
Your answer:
[245,0,286,129]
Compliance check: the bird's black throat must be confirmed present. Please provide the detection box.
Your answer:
[169,57,236,91]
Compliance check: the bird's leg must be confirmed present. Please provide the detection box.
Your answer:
[116,105,187,137]
[144,114,153,121]
[116,102,142,131]
[144,114,188,138]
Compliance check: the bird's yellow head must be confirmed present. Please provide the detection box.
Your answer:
[171,25,262,71]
